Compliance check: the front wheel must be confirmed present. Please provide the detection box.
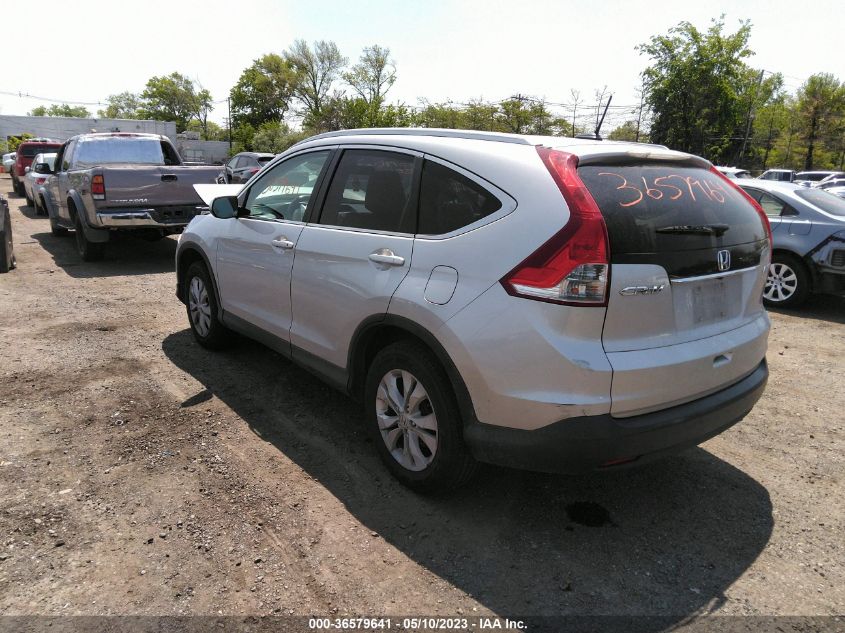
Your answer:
[184,262,232,349]
[764,254,810,308]
[365,341,477,493]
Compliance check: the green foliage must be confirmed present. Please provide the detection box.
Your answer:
[230,54,298,129]
[343,45,396,105]
[795,73,845,169]
[304,95,414,133]
[286,40,347,119]
[98,92,145,119]
[141,72,212,134]
[251,121,310,153]
[6,134,33,151]
[639,17,775,164]
[608,121,642,142]
[28,103,91,118]
[185,120,228,142]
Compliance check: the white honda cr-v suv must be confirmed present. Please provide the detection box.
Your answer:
[176,129,772,492]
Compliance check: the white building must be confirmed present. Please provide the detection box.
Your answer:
[0,115,176,144]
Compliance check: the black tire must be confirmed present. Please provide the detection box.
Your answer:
[50,212,69,236]
[35,196,47,217]
[74,213,105,261]
[764,253,810,308]
[24,190,33,207]
[0,212,14,274]
[12,178,23,196]
[364,341,477,493]
[184,261,232,350]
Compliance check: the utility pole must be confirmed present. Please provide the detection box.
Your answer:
[762,109,776,170]
[635,88,645,143]
[739,69,765,166]
[227,96,232,155]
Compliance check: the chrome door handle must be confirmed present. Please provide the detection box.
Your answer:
[271,237,295,250]
[368,249,405,267]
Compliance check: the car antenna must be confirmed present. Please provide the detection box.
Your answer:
[594,94,612,140]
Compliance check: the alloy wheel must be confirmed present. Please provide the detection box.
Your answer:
[376,369,438,472]
[764,262,798,303]
[188,276,212,337]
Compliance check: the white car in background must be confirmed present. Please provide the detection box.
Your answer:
[716,166,752,179]
[2,152,16,175]
[23,152,57,215]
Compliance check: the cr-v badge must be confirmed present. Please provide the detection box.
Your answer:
[619,284,666,296]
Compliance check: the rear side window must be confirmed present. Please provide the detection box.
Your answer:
[318,150,416,233]
[418,160,501,235]
[579,164,766,254]
[257,156,274,164]
[795,188,845,217]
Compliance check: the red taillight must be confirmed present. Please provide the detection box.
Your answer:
[35,177,46,185]
[250,168,260,176]
[91,174,105,200]
[500,148,610,306]
[709,166,772,248]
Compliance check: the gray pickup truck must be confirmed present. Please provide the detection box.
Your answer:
[41,133,219,261]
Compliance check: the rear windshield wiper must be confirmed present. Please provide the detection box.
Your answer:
[655,224,730,236]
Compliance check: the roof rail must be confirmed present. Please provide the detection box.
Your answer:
[297,127,535,146]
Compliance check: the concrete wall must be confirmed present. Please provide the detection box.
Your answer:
[0,115,176,143]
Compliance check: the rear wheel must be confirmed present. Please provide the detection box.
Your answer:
[35,196,47,217]
[74,213,105,261]
[24,189,33,207]
[184,261,232,349]
[49,211,68,236]
[365,341,477,493]
[0,213,14,273]
[764,253,810,308]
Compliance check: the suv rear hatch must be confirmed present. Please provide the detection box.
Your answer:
[577,156,770,417]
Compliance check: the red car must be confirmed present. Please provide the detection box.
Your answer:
[11,140,62,196]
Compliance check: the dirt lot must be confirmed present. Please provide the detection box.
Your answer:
[0,173,843,626]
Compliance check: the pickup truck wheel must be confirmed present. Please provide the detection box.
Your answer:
[185,262,231,349]
[74,215,105,261]
[365,341,477,493]
[49,213,68,236]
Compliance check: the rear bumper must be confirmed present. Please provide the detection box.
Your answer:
[464,359,768,474]
[95,206,207,229]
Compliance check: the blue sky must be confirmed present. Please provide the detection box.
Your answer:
[1,0,841,130]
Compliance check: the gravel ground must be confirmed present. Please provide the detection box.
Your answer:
[0,174,842,627]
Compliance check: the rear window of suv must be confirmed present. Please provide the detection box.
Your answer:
[578,164,766,254]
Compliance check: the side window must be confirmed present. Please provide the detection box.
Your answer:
[62,140,76,170]
[228,156,240,170]
[318,149,415,233]
[243,150,330,222]
[758,192,787,217]
[418,160,502,235]
[741,187,763,202]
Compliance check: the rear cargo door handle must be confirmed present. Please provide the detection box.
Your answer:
[271,237,295,250]
[161,174,178,182]
[368,249,405,267]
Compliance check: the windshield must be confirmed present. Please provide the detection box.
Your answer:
[75,138,164,167]
[794,188,845,217]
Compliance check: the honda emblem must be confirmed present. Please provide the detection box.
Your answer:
[717,250,731,272]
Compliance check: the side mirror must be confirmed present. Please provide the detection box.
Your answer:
[24,166,31,174]
[210,195,239,219]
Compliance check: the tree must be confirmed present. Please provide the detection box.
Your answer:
[795,73,845,169]
[608,121,641,142]
[304,95,414,133]
[344,45,396,105]
[141,72,212,133]
[286,40,347,120]
[638,16,779,165]
[98,92,145,119]
[230,54,298,129]
[251,121,309,153]
[28,103,91,118]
